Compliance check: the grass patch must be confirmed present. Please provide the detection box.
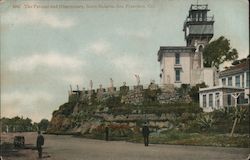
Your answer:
[127,130,249,148]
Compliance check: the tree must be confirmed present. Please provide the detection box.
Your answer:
[1,116,33,132]
[203,36,238,69]
[230,107,247,136]
[189,82,207,102]
[177,84,191,96]
[38,119,50,131]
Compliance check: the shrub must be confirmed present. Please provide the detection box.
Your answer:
[196,114,214,131]
[189,82,207,102]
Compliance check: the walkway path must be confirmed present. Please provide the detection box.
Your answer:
[44,134,249,160]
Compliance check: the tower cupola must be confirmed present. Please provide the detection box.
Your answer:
[183,4,214,46]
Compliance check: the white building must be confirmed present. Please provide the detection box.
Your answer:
[199,57,249,112]
[158,4,217,87]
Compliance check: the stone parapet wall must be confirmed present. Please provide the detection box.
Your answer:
[68,83,191,104]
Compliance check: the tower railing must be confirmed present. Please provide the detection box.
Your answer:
[190,4,208,10]
[185,15,214,23]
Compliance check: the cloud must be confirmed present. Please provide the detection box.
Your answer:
[2,7,75,28]
[85,39,112,55]
[116,28,152,39]
[8,52,85,72]
[62,75,87,86]
[111,54,150,83]
[1,91,54,122]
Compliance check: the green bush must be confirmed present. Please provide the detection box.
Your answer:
[58,102,75,116]
[196,114,214,131]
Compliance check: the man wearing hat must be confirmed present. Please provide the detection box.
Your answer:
[142,122,150,146]
[36,131,44,158]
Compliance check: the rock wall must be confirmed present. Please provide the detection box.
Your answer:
[48,83,197,135]
[68,83,191,105]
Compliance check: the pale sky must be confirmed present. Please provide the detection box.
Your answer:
[1,0,249,122]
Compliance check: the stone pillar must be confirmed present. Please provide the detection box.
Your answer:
[120,83,129,96]
[219,92,223,109]
[97,84,104,101]
[206,93,209,109]
[199,93,203,108]
[134,85,143,91]
[212,93,216,110]
[241,74,244,88]
[232,76,235,87]
[80,87,86,101]
[108,87,116,95]
[244,72,247,88]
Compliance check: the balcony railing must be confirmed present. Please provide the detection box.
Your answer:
[190,4,208,10]
[185,16,214,23]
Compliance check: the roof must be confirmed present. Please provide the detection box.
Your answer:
[219,58,249,77]
[199,85,244,92]
[157,46,195,61]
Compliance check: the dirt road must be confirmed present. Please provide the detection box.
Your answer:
[46,134,249,160]
[1,133,249,160]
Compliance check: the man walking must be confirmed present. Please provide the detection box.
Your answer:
[36,131,44,158]
[142,122,150,146]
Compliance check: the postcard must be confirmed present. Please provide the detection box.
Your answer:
[0,0,249,159]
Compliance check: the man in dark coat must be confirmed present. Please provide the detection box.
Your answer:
[142,122,150,146]
[36,131,44,158]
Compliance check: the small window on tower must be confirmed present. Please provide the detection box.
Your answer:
[175,69,181,82]
[198,45,203,52]
[175,53,180,64]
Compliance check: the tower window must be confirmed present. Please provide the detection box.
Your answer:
[175,69,181,81]
[199,12,203,21]
[198,45,203,52]
[175,53,180,64]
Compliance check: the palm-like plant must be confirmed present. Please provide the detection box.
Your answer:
[196,114,214,131]
[230,106,247,137]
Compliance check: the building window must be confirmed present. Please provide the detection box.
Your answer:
[237,93,245,105]
[242,74,244,88]
[228,77,232,86]
[235,75,240,87]
[209,94,213,108]
[175,69,180,82]
[175,53,180,64]
[246,71,249,87]
[215,92,220,108]
[199,12,203,21]
[227,94,232,106]
[203,95,206,108]
[222,78,226,86]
